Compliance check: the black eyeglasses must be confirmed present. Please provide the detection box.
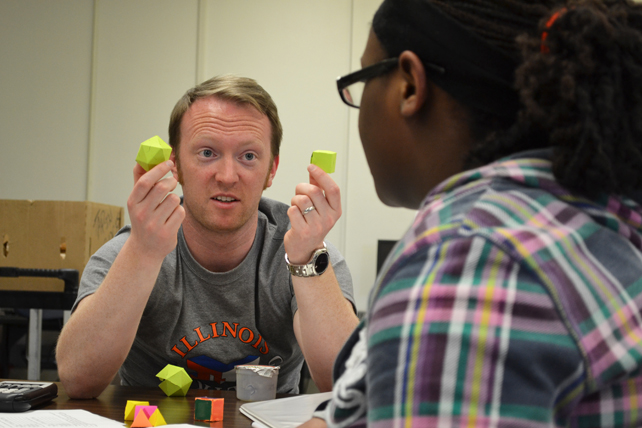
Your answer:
[336,57,445,109]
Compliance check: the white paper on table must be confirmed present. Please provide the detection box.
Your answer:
[239,392,332,428]
[164,425,200,427]
[0,409,204,428]
[0,409,125,427]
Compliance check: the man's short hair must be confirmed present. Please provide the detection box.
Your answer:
[168,75,283,163]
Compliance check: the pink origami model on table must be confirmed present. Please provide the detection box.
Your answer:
[124,400,149,421]
[124,401,167,427]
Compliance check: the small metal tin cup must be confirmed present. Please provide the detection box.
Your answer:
[235,365,280,401]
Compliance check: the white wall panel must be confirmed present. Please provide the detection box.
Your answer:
[87,0,199,210]
[0,0,93,201]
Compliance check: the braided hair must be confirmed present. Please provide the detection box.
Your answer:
[432,0,642,197]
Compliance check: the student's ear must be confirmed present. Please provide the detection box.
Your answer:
[397,50,428,117]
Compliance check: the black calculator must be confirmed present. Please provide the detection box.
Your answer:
[0,381,58,412]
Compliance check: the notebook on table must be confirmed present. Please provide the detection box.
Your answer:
[239,391,332,428]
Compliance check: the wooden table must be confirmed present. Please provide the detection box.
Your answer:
[42,381,259,427]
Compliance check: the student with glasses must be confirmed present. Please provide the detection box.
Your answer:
[302,0,642,426]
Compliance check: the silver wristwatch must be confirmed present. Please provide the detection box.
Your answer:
[285,242,330,277]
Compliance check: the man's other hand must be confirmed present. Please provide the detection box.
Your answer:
[285,164,341,264]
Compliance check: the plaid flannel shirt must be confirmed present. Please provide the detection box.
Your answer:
[322,150,642,427]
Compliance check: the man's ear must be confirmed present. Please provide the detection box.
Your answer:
[264,155,280,189]
[397,50,428,117]
[169,150,180,182]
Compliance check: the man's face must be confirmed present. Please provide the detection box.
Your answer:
[173,96,278,234]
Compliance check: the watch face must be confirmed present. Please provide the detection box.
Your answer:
[314,251,329,274]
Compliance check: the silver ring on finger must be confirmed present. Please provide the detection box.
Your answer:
[302,205,316,216]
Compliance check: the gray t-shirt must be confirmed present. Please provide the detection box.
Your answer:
[73,197,355,394]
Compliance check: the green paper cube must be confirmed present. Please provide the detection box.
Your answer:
[194,399,211,421]
[194,397,224,421]
[310,150,336,173]
[136,135,172,171]
[156,364,193,397]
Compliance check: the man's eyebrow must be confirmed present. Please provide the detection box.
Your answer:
[194,140,265,152]
[238,139,265,148]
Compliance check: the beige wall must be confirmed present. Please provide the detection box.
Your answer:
[0,0,94,201]
[0,0,417,311]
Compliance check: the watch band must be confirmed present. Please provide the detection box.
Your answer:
[285,242,329,277]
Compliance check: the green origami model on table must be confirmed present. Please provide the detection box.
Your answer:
[194,397,224,422]
[310,150,337,174]
[136,136,172,171]
[156,364,193,397]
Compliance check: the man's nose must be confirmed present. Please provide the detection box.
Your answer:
[215,157,239,184]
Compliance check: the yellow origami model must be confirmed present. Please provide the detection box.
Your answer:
[136,136,172,171]
[156,364,193,397]
[310,150,337,173]
[124,400,149,421]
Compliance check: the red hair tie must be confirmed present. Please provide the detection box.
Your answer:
[541,7,568,53]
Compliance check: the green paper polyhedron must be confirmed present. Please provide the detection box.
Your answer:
[194,399,211,421]
[156,364,193,397]
[194,397,224,421]
[310,150,337,174]
[136,135,172,171]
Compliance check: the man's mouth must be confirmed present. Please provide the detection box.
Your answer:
[213,196,237,203]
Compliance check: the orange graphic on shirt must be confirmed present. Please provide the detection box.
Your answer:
[170,321,269,358]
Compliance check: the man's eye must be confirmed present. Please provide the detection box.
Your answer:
[201,149,213,157]
[244,153,256,161]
